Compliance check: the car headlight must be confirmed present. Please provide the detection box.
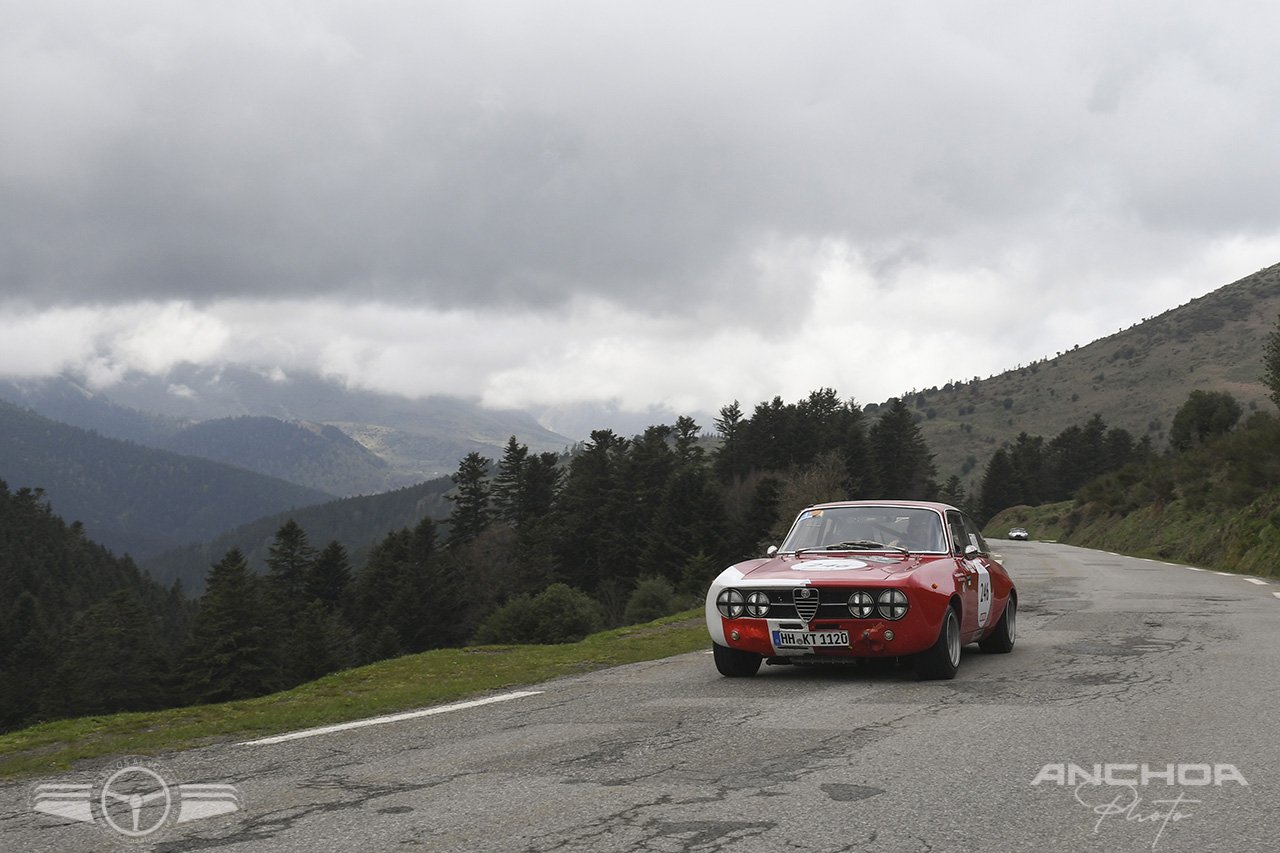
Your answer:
[847,591,875,618]
[745,591,771,618]
[877,589,908,620]
[716,588,745,618]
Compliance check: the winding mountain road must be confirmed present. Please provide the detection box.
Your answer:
[4,541,1279,852]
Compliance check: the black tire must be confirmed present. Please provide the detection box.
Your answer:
[915,606,961,680]
[979,595,1016,654]
[712,643,762,677]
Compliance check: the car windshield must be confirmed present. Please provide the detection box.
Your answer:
[780,506,947,554]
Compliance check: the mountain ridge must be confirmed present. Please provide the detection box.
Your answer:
[0,366,574,487]
[910,262,1280,490]
[0,401,334,559]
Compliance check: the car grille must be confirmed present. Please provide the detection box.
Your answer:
[747,587,903,622]
[792,587,820,621]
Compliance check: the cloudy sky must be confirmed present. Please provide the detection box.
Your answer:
[3,1,1279,427]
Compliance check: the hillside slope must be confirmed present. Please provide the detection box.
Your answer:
[161,416,400,495]
[0,401,333,559]
[911,262,1280,489]
[0,366,573,485]
[140,476,455,594]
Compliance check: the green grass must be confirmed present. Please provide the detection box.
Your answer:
[0,611,707,781]
[985,494,1280,580]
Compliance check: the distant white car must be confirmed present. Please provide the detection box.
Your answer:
[1008,527,1029,541]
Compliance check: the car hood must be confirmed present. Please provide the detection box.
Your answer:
[726,552,937,584]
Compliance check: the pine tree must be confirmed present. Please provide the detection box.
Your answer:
[354,518,459,659]
[265,519,318,618]
[674,416,705,464]
[712,400,748,482]
[490,437,529,526]
[978,448,1021,523]
[731,474,782,558]
[0,591,55,729]
[179,548,280,704]
[554,430,629,590]
[938,475,969,512]
[638,465,728,586]
[1009,433,1047,506]
[306,540,353,610]
[868,398,937,499]
[842,403,874,498]
[445,452,492,547]
[290,600,353,682]
[49,591,170,717]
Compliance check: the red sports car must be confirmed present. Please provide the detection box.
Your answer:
[705,500,1016,679]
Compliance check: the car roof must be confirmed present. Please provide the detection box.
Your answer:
[801,499,961,514]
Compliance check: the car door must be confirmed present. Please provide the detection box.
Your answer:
[945,511,981,638]
[960,513,995,641]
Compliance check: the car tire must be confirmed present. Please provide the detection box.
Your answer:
[915,606,961,680]
[979,595,1016,654]
[712,643,762,677]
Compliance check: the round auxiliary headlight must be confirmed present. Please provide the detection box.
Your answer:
[877,588,909,620]
[847,591,876,619]
[716,588,745,619]
[745,591,771,618]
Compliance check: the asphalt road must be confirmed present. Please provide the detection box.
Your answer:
[3,541,1279,852]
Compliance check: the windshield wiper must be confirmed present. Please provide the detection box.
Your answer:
[826,540,909,555]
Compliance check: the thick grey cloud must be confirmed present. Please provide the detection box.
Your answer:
[3,1,1280,416]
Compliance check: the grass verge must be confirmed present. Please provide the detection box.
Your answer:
[986,496,1280,580]
[0,611,708,781]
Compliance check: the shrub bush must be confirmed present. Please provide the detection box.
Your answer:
[474,583,604,645]
[623,576,678,625]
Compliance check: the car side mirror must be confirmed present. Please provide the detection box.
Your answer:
[767,545,778,556]
[964,544,981,559]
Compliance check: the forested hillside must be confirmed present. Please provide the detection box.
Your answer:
[0,402,333,558]
[7,369,1270,734]
[988,407,1280,579]
[914,262,1280,488]
[142,476,455,594]
[981,314,1280,578]
[161,416,399,495]
[0,480,191,731]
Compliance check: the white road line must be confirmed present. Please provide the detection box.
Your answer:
[1245,578,1270,586]
[239,691,544,746]
[1186,567,1206,572]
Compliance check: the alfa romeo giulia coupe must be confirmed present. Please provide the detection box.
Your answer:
[706,501,1016,679]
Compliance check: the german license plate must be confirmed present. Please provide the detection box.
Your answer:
[773,630,850,648]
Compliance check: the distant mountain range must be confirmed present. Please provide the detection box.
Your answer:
[0,365,574,491]
[0,401,333,559]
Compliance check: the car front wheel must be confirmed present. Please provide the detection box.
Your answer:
[915,606,961,680]
[712,643,762,677]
